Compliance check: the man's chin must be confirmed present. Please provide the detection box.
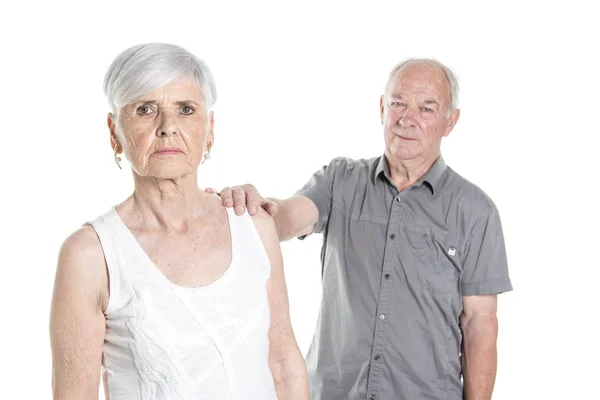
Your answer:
[387,146,419,161]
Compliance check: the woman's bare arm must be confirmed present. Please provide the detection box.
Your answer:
[50,226,108,400]
[252,209,310,399]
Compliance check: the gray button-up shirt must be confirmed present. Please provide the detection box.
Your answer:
[296,155,512,400]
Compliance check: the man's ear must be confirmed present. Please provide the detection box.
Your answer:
[443,108,460,137]
[380,95,385,125]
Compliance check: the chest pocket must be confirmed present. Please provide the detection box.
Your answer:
[402,223,461,295]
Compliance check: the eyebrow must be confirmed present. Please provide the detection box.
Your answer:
[388,95,440,106]
[134,100,200,106]
[173,100,201,106]
[136,100,157,106]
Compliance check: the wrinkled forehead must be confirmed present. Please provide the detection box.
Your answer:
[120,79,206,113]
[136,79,204,102]
[388,63,451,104]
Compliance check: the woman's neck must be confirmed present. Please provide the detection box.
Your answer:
[125,171,209,232]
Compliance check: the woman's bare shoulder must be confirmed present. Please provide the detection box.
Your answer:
[60,225,104,261]
[55,226,109,307]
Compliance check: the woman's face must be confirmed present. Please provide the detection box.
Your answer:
[109,79,213,179]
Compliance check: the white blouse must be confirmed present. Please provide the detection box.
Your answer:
[87,207,277,399]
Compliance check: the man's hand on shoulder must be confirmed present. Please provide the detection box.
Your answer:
[205,184,279,216]
[204,186,318,242]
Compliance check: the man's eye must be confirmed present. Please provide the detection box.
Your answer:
[422,107,433,112]
[181,105,195,115]
[137,106,153,115]
[391,102,404,107]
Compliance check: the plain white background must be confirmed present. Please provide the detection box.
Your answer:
[1,0,598,398]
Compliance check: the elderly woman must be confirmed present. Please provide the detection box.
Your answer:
[49,43,309,400]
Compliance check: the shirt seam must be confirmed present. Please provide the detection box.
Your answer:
[462,205,493,250]
[462,278,510,285]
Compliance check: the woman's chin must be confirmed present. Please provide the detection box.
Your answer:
[136,165,198,180]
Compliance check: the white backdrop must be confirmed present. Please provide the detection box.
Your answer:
[1,0,598,398]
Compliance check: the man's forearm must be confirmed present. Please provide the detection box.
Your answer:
[268,198,291,241]
[461,316,498,400]
[268,196,317,242]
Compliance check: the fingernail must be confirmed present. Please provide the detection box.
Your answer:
[235,206,244,214]
[249,207,256,215]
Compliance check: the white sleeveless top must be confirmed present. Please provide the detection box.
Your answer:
[87,207,277,400]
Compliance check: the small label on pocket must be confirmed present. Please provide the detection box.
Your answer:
[448,247,456,256]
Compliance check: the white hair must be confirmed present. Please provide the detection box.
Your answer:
[103,43,217,116]
[384,58,459,115]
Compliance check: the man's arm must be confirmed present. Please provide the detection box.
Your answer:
[268,196,318,241]
[460,295,499,400]
[459,202,512,399]
[50,227,108,399]
[213,160,340,242]
[214,185,319,242]
[252,209,310,399]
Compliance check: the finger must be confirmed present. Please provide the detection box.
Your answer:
[263,201,279,216]
[242,184,263,215]
[231,187,247,215]
[220,187,234,207]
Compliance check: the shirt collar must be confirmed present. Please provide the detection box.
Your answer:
[375,155,447,195]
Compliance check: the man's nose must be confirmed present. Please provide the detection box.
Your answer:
[399,107,417,128]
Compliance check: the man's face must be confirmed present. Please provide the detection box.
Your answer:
[380,63,459,162]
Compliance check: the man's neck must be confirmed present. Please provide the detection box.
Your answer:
[385,151,439,191]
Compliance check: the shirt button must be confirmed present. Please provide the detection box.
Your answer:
[397,197,402,202]
[379,314,386,320]
[374,354,381,361]
[370,395,376,400]
[389,233,396,240]
[384,273,391,280]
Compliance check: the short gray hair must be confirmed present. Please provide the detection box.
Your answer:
[103,43,217,116]
[384,58,459,114]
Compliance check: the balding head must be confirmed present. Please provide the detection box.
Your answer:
[384,58,459,116]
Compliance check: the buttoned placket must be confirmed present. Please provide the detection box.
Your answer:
[365,192,404,400]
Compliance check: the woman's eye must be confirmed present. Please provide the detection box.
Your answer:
[137,106,152,115]
[181,105,195,115]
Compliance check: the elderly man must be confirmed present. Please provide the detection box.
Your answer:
[217,59,512,400]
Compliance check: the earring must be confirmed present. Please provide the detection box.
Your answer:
[114,148,122,170]
[202,141,212,164]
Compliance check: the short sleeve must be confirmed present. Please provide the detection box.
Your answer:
[461,205,513,296]
[294,159,340,238]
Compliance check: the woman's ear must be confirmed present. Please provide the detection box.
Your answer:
[207,111,215,148]
[108,113,122,153]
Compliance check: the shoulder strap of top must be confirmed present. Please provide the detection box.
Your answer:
[85,208,124,315]
[225,207,270,270]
